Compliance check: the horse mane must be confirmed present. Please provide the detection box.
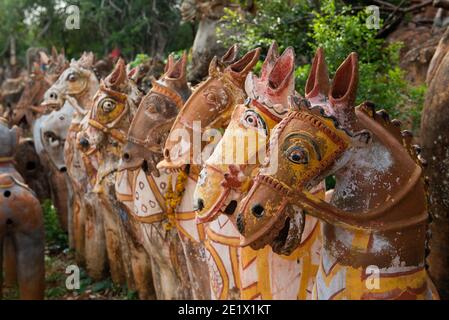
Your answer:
[356,101,425,168]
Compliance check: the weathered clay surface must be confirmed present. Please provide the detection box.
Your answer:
[0,119,45,300]
[422,27,449,299]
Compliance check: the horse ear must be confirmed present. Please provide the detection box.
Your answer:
[208,56,219,77]
[265,47,295,106]
[78,52,95,69]
[226,47,261,86]
[164,54,175,74]
[305,47,330,103]
[166,51,187,80]
[51,46,58,61]
[39,51,50,65]
[105,58,126,88]
[244,72,258,100]
[220,44,239,66]
[329,52,358,114]
[261,41,279,81]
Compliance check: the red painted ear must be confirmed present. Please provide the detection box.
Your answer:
[166,51,187,80]
[105,58,126,88]
[226,47,261,86]
[265,47,295,106]
[220,44,239,66]
[329,52,358,113]
[305,47,330,103]
[261,41,279,82]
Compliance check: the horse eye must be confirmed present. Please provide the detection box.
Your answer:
[205,92,216,103]
[101,99,116,113]
[243,113,259,128]
[286,146,309,164]
[146,103,157,114]
[67,73,77,82]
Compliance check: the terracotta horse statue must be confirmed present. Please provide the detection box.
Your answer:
[77,59,155,298]
[12,48,70,230]
[12,47,68,133]
[116,53,196,299]
[235,53,439,300]
[193,43,323,300]
[158,46,261,300]
[0,117,44,299]
[41,52,104,276]
[422,27,449,299]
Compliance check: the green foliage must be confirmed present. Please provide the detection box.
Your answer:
[306,0,424,131]
[0,0,193,64]
[218,0,426,132]
[218,0,314,57]
[129,53,150,68]
[42,199,68,249]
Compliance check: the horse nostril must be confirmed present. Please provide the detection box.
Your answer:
[224,200,237,215]
[26,161,36,171]
[4,190,11,198]
[194,198,204,212]
[49,92,58,100]
[251,204,265,218]
[79,137,89,149]
[59,166,67,173]
[123,152,130,161]
[164,148,170,159]
[236,213,245,234]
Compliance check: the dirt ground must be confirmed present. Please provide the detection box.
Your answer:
[3,248,140,300]
[2,201,140,300]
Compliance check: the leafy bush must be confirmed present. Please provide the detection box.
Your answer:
[42,199,68,250]
[218,0,425,132]
[129,54,151,69]
[218,0,314,59]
